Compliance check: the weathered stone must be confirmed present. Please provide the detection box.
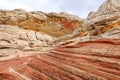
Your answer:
[0,9,83,37]
[0,39,120,80]
[0,25,56,55]
[0,0,120,80]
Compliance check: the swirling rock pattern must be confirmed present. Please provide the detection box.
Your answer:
[0,39,120,80]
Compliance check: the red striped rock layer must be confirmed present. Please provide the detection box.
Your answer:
[0,39,120,80]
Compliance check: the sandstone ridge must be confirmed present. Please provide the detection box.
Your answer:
[0,9,82,37]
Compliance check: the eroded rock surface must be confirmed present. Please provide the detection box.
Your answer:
[0,0,120,80]
[0,25,56,55]
[0,39,120,80]
[84,0,120,36]
[0,10,83,55]
[52,0,120,44]
[0,9,82,37]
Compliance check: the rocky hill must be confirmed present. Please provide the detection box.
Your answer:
[0,9,82,37]
[0,9,83,55]
[0,0,120,80]
[52,0,120,44]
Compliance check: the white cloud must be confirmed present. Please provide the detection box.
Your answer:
[0,0,33,11]
[0,0,106,18]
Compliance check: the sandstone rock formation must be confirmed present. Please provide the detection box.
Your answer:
[0,9,82,55]
[0,25,56,55]
[0,0,120,80]
[0,9,82,37]
[56,0,120,43]
[85,0,120,36]
[0,39,120,80]
[51,0,120,44]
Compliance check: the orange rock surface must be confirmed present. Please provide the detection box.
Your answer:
[0,9,82,37]
[0,39,120,80]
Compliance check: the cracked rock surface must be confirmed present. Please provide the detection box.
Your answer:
[0,25,56,55]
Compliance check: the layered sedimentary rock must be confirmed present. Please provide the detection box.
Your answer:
[84,0,120,36]
[0,0,120,80]
[0,10,82,55]
[52,0,120,44]
[0,25,56,55]
[0,39,120,80]
[0,9,82,37]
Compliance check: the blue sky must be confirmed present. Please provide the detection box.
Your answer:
[0,0,105,18]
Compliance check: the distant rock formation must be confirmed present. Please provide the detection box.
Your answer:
[52,0,120,44]
[0,9,82,37]
[73,0,120,40]
[85,0,120,29]
[88,0,120,19]
[0,9,83,55]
